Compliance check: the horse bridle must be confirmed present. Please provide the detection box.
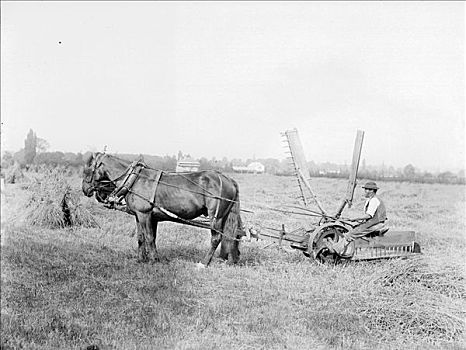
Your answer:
[86,153,146,204]
[85,153,120,195]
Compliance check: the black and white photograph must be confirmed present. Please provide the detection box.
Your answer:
[1,1,465,349]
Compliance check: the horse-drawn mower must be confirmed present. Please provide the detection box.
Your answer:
[82,129,421,266]
[247,129,421,263]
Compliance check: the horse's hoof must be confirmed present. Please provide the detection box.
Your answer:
[196,262,207,269]
[226,259,240,266]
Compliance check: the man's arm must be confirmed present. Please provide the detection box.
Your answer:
[351,197,380,222]
[350,213,372,222]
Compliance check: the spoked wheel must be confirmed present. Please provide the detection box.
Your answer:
[310,224,351,264]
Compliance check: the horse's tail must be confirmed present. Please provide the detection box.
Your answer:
[222,179,245,239]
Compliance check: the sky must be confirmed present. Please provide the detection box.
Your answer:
[1,1,464,173]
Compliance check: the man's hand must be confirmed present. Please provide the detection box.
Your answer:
[342,217,362,222]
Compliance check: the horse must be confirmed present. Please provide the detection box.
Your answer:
[82,152,244,267]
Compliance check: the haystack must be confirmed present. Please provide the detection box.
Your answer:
[5,163,24,184]
[25,168,98,228]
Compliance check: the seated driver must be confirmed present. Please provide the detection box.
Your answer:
[331,181,388,255]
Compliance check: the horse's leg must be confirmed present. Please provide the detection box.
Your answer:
[135,216,147,263]
[149,214,161,262]
[218,200,242,265]
[219,235,240,264]
[219,237,228,261]
[199,219,222,267]
[218,219,233,261]
[227,239,240,265]
[137,212,160,263]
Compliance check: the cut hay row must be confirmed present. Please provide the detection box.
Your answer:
[293,257,465,347]
[1,172,465,349]
[360,258,465,342]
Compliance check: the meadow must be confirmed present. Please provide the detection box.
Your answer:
[1,171,465,350]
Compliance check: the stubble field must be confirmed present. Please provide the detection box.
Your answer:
[1,172,465,350]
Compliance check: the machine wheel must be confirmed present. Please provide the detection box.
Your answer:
[310,224,351,264]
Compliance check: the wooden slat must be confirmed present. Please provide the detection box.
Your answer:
[284,129,309,178]
[284,129,327,214]
[345,130,364,206]
[335,130,365,217]
[283,129,310,207]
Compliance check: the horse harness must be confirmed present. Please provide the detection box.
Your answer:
[103,159,163,213]
[91,154,242,240]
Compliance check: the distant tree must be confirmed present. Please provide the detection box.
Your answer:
[36,137,50,153]
[421,171,435,184]
[24,129,37,164]
[1,151,14,169]
[34,151,65,166]
[403,164,416,178]
[199,157,213,171]
[308,160,318,173]
[231,158,245,167]
[225,161,234,172]
[13,149,26,166]
[262,158,280,174]
[387,166,396,177]
[63,152,79,165]
[162,155,177,171]
[75,153,84,166]
[438,171,456,184]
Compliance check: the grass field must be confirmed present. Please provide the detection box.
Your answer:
[1,172,465,349]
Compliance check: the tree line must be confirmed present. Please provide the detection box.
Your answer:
[1,129,464,185]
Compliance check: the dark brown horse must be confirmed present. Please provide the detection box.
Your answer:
[82,152,244,267]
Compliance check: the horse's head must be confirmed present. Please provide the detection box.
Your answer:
[82,152,117,202]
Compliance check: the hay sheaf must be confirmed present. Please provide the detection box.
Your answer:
[24,168,98,229]
[4,163,26,184]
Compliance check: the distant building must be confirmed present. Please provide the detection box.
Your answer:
[248,162,265,173]
[232,162,265,174]
[176,158,200,172]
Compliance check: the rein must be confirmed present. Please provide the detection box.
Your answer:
[87,153,244,241]
[92,153,240,205]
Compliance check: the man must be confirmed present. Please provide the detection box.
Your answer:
[331,181,388,255]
